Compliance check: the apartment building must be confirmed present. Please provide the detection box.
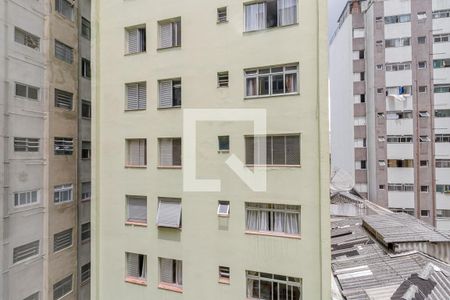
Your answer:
[1,0,91,299]
[330,0,450,230]
[93,0,330,299]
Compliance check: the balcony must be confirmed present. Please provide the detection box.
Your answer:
[386,119,413,135]
[387,167,414,183]
[387,144,413,159]
[386,95,412,111]
[437,192,450,210]
[388,191,414,209]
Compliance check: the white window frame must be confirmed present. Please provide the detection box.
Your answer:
[246,271,302,300]
[158,19,181,49]
[14,190,39,207]
[126,139,147,167]
[13,240,40,264]
[125,82,147,111]
[159,258,183,289]
[245,64,298,98]
[54,184,73,204]
[15,82,39,100]
[125,26,146,54]
[126,195,147,224]
[81,182,91,201]
[217,201,230,217]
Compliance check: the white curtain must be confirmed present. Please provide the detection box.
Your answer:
[176,260,183,286]
[286,213,299,234]
[259,211,270,231]
[278,0,297,26]
[246,78,257,96]
[245,3,266,31]
[246,210,259,231]
[247,279,257,298]
[273,212,285,232]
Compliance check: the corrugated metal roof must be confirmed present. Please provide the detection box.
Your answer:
[362,213,450,243]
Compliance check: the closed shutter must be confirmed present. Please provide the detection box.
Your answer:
[128,139,145,166]
[286,135,300,165]
[159,23,173,48]
[138,139,146,165]
[126,84,138,110]
[272,136,285,164]
[157,198,181,228]
[159,80,173,108]
[13,240,39,263]
[127,28,138,54]
[172,138,182,166]
[128,197,147,222]
[127,253,140,278]
[54,229,72,252]
[159,139,173,166]
[138,82,147,109]
[53,275,72,300]
[160,258,174,283]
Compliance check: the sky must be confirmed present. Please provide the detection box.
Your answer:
[329,0,349,39]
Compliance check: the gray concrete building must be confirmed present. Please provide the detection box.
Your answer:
[330,0,450,230]
[1,0,91,299]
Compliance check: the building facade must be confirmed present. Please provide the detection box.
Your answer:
[92,0,330,299]
[330,0,450,229]
[1,0,91,299]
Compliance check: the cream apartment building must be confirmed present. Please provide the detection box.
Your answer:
[1,0,91,299]
[93,0,330,299]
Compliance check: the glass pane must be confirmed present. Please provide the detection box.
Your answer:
[260,280,272,300]
[246,78,257,96]
[259,76,270,95]
[272,74,284,94]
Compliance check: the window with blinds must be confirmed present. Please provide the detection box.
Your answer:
[81,141,91,159]
[81,18,91,40]
[156,198,182,228]
[126,196,147,224]
[126,139,147,166]
[14,190,39,207]
[245,135,300,166]
[158,138,181,167]
[54,228,73,252]
[245,202,301,236]
[126,82,147,110]
[81,263,90,284]
[15,82,39,100]
[81,223,90,242]
[23,292,40,300]
[217,7,228,23]
[158,19,181,49]
[54,184,73,204]
[244,0,297,32]
[53,274,72,300]
[54,137,74,155]
[159,258,182,287]
[14,137,39,152]
[14,27,40,50]
[81,182,91,201]
[13,240,39,263]
[55,0,74,20]
[126,252,147,281]
[158,79,181,108]
[55,40,73,63]
[81,58,91,78]
[126,26,146,54]
[55,89,73,110]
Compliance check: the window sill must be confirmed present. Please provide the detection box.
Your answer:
[124,51,147,57]
[81,117,91,120]
[245,230,301,240]
[157,225,182,230]
[158,283,183,293]
[245,164,301,168]
[81,239,90,245]
[124,109,146,112]
[218,278,230,285]
[217,150,230,154]
[157,106,182,110]
[157,45,181,51]
[125,165,147,169]
[244,92,299,100]
[125,277,147,286]
[125,221,148,227]
[217,20,229,25]
[243,22,299,34]
[157,166,182,169]
[81,198,91,202]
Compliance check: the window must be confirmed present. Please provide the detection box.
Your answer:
[24,292,39,300]
[419,86,427,93]
[217,201,230,217]
[420,136,431,142]
[14,137,39,152]
[55,0,73,20]
[434,84,450,93]
[353,72,365,81]
[14,190,39,207]
[354,94,365,103]
[246,271,302,300]
[434,33,450,43]
[13,240,39,263]
[436,159,450,168]
[157,197,182,228]
[436,109,450,118]
[158,19,181,49]
[126,26,146,54]
[433,9,450,19]
[418,36,426,44]
[217,72,229,87]
[81,182,91,201]
[244,0,297,32]
[81,18,91,39]
[159,79,181,108]
[354,138,366,148]
[219,266,230,284]
[159,258,183,289]
[378,160,386,167]
[245,135,300,166]
[81,58,91,78]
[217,7,227,23]
[126,139,147,167]
[126,82,146,110]
[54,184,73,204]
[421,210,429,217]
[378,136,386,142]
[55,40,73,63]
[420,160,429,167]
[418,61,427,69]
[419,111,430,118]
[354,117,366,126]
[15,83,39,100]
[218,136,230,151]
[81,100,91,118]
[353,28,364,38]
[437,210,450,218]
[386,135,413,143]
[384,14,411,24]
[246,202,301,236]
[53,275,72,300]
[379,185,385,190]
[385,62,411,71]
[245,64,298,97]
[14,27,40,50]
[435,134,450,143]
[391,208,414,215]
[386,86,412,96]
[81,141,91,159]
[159,138,182,167]
[388,183,414,192]
[377,88,383,94]
[126,253,147,283]
[355,160,366,170]
[437,184,450,193]
[433,58,450,68]
[54,137,74,155]
[55,89,73,110]
[126,196,147,224]
[53,228,73,252]
[376,64,383,70]
[421,186,429,192]
[386,111,413,120]
[81,263,90,284]
[81,223,90,242]
[385,37,410,48]
[417,12,427,21]
[388,159,414,168]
